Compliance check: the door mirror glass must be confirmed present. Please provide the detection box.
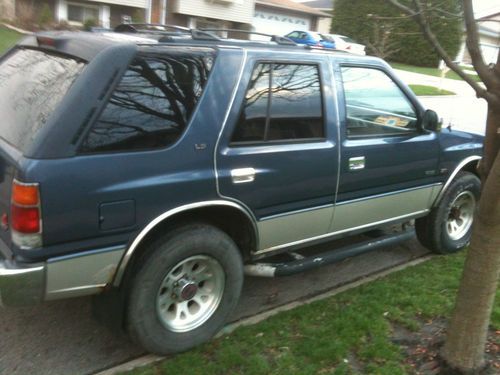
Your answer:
[422,109,440,132]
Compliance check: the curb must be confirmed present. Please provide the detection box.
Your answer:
[1,23,32,34]
[94,255,433,375]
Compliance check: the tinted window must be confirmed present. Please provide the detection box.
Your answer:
[341,67,417,138]
[0,48,85,152]
[232,63,324,144]
[80,49,215,153]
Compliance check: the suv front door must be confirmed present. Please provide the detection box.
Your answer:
[331,63,442,233]
[216,55,339,252]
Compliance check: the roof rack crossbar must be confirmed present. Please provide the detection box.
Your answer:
[114,23,190,33]
[114,23,220,41]
[198,28,296,46]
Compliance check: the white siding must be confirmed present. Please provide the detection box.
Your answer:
[174,0,254,24]
[87,0,148,9]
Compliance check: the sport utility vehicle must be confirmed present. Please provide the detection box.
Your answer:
[0,26,482,354]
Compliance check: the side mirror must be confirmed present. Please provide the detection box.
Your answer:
[422,109,441,132]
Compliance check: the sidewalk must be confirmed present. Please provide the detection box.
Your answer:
[394,69,487,135]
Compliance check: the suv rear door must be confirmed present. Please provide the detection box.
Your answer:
[216,53,339,252]
[331,62,442,233]
[0,47,86,248]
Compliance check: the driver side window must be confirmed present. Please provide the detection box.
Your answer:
[340,67,418,138]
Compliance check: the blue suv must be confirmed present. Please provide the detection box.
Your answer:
[0,26,482,355]
[285,30,336,49]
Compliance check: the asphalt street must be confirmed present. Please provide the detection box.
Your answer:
[0,235,429,375]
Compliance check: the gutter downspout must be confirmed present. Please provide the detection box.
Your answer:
[161,0,167,24]
[146,0,152,23]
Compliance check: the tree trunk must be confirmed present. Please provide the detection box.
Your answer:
[442,108,500,372]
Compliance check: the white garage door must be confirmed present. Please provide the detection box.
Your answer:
[252,10,311,40]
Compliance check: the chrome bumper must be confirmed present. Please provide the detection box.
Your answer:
[0,259,45,306]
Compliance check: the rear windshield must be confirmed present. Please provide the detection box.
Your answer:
[0,48,85,152]
[340,36,356,43]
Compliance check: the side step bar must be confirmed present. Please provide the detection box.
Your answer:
[244,229,416,277]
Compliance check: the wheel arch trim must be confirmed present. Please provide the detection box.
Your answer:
[432,155,481,207]
[112,200,258,286]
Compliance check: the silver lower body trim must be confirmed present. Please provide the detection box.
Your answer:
[254,184,442,256]
[255,209,429,255]
[46,245,125,300]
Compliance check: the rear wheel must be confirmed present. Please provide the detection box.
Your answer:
[416,172,480,254]
[126,224,243,354]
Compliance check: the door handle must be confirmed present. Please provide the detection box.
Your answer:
[349,156,365,170]
[231,168,256,184]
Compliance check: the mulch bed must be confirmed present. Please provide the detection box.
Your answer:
[391,318,500,374]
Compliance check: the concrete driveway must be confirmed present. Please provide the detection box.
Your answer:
[0,235,429,375]
[395,69,488,135]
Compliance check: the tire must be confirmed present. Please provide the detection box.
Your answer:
[416,172,480,254]
[126,224,244,354]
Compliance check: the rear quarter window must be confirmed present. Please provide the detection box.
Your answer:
[80,48,215,153]
[0,48,85,152]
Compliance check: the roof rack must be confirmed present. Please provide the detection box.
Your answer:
[198,28,296,46]
[113,24,296,46]
[114,23,220,41]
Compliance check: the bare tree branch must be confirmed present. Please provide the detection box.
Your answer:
[462,0,498,86]
[387,0,500,107]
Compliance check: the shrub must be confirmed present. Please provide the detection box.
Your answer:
[83,18,98,31]
[331,0,462,67]
[38,4,53,26]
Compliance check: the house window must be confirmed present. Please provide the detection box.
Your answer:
[193,18,228,38]
[67,3,99,24]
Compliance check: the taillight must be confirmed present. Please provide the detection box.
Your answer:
[11,206,40,233]
[37,36,56,47]
[11,179,42,249]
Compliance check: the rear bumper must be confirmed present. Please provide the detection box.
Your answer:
[0,244,126,307]
[0,259,45,306]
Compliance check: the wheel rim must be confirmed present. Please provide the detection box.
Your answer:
[156,255,225,333]
[446,191,476,241]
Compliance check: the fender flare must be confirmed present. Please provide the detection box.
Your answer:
[112,200,258,286]
[432,155,481,207]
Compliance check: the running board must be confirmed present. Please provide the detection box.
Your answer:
[244,229,416,277]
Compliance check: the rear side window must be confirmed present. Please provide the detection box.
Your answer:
[80,49,215,153]
[0,48,85,152]
[231,63,324,144]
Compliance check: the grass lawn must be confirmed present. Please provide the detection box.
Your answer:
[125,253,500,375]
[391,62,482,83]
[409,84,455,96]
[0,26,22,54]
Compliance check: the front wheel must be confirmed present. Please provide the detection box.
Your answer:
[126,224,244,354]
[416,172,480,254]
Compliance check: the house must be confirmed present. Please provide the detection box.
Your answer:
[161,0,254,34]
[4,0,254,32]
[252,0,330,38]
[293,0,333,33]
[456,10,500,66]
[4,0,148,28]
